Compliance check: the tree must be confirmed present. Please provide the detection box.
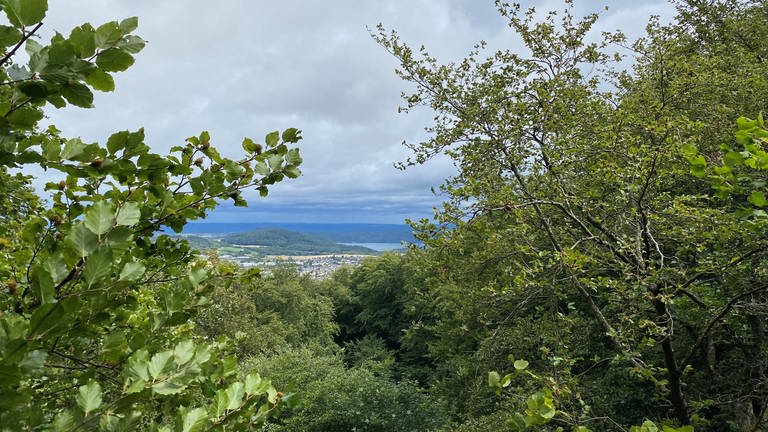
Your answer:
[376,0,768,429]
[0,2,302,430]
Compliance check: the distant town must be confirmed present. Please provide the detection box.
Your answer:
[178,225,412,279]
[221,252,371,279]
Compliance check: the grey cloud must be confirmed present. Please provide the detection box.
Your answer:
[36,1,669,224]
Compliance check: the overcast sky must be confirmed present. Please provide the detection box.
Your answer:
[36,0,675,224]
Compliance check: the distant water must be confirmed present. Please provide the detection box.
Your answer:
[182,222,416,244]
[339,242,405,252]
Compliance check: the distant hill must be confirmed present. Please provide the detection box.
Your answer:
[222,228,377,255]
[182,223,415,243]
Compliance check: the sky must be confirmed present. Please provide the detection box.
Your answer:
[35,0,676,224]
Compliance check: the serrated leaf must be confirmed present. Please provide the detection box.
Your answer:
[69,23,96,58]
[244,373,267,395]
[173,340,195,365]
[119,261,145,281]
[52,411,75,432]
[61,82,94,108]
[0,25,21,47]
[30,264,54,304]
[225,382,245,411]
[118,35,145,54]
[96,48,134,72]
[66,223,98,258]
[119,16,138,33]
[116,201,141,226]
[281,127,300,142]
[265,131,279,147]
[283,165,301,178]
[85,68,114,92]
[83,246,112,287]
[20,349,47,372]
[148,350,173,379]
[94,21,121,47]
[214,389,229,417]
[76,381,102,416]
[152,381,186,395]
[84,200,115,235]
[181,408,209,432]
[61,138,86,160]
[1,0,47,27]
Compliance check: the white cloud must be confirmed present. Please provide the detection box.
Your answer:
[32,0,671,223]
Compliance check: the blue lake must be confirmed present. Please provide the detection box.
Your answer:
[340,242,406,251]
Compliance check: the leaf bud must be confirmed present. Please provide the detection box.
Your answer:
[194,158,204,167]
[58,180,67,190]
[254,144,263,154]
[6,279,17,294]
[200,142,210,150]
[49,214,63,226]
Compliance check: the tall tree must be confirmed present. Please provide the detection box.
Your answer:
[376,0,768,429]
[0,2,302,430]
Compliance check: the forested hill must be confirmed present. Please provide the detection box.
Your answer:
[183,222,415,243]
[222,228,376,255]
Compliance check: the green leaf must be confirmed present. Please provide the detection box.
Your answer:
[284,165,301,178]
[1,0,47,27]
[116,201,141,226]
[96,48,135,72]
[488,370,500,388]
[76,381,102,416]
[17,81,48,98]
[281,127,301,143]
[514,359,529,370]
[119,261,145,281]
[148,350,173,379]
[285,148,302,165]
[19,349,47,372]
[83,246,112,287]
[94,21,121,47]
[61,138,86,160]
[245,373,269,395]
[85,68,115,92]
[52,411,75,432]
[214,389,229,417]
[29,302,66,338]
[0,25,21,47]
[61,82,94,108]
[7,106,44,129]
[225,382,245,411]
[180,407,208,432]
[173,340,195,365]
[84,200,116,235]
[119,16,139,34]
[152,381,186,395]
[265,131,279,147]
[749,191,767,207]
[65,223,98,258]
[69,24,96,58]
[30,264,54,304]
[117,34,145,54]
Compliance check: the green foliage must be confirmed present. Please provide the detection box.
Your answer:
[250,349,450,432]
[221,228,377,255]
[0,4,303,430]
[196,266,338,357]
[375,0,768,430]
